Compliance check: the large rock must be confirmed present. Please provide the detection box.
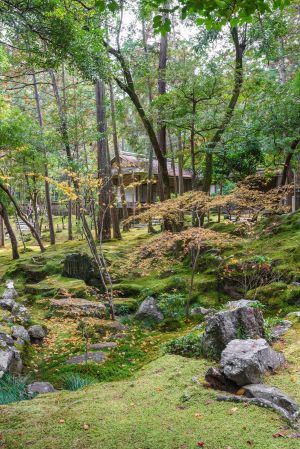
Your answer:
[135,297,164,322]
[0,331,14,347]
[201,306,264,358]
[0,297,16,311]
[243,384,299,415]
[220,338,285,386]
[27,382,55,394]
[63,253,102,287]
[11,325,30,344]
[0,347,23,378]
[49,297,106,318]
[28,325,47,343]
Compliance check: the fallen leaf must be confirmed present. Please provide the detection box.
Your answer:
[194,413,203,419]
[272,432,286,438]
[197,442,205,447]
[236,387,245,396]
[228,407,238,415]
[59,419,65,424]
[83,424,89,431]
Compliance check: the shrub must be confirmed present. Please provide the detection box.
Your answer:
[0,374,33,405]
[158,292,186,318]
[61,373,96,391]
[164,332,204,357]
[158,317,183,332]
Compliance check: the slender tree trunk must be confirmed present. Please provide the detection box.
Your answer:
[0,216,4,247]
[157,21,168,200]
[0,202,19,259]
[168,131,177,196]
[202,26,246,193]
[178,132,184,195]
[32,71,55,245]
[95,80,111,241]
[108,81,129,231]
[190,98,197,190]
[106,44,170,199]
[67,179,73,240]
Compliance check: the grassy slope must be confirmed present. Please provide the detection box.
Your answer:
[1,326,300,449]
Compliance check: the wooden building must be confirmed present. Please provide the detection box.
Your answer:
[111,153,193,209]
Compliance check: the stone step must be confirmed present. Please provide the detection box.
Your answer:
[65,351,106,365]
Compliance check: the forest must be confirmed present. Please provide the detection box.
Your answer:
[0,1,300,448]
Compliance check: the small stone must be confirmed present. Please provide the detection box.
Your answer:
[135,297,164,322]
[28,325,47,343]
[225,299,259,309]
[87,342,117,350]
[11,325,30,343]
[191,307,216,316]
[65,351,106,365]
[271,320,292,341]
[27,382,55,394]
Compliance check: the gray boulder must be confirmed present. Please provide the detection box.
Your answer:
[205,367,238,393]
[1,281,18,301]
[135,297,164,322]
[220,338,285,386]
[243,384,299,415]
[287,311,300,318]
[0,297,16,311]
[202,306,264,358]
[27,382,55,394]
[28,325,47,343]
[191,307,216,317]
[11,325,30,344]
[225,299,259,309]
[0,347,22,378]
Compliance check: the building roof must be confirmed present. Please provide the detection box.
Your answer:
[111,153,192,178]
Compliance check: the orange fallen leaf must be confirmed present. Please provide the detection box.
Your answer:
[59,419,65,424]
[83,424,89,430]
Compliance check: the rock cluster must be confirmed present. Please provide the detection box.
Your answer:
[202,299,299,427]
[0,282,47,378]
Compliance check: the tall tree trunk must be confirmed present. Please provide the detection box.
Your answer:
[32,71,55,245]
[68,179,73,240]
[108,81,129,232]
[157,21,168,200]
[202,26,246,193]
[190,98,197,190]
[0,202,19,259]
[95,80,111,241]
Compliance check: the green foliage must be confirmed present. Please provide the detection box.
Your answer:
[0,374,34,405]
[61,373,96,391]
[158,292,186,318]
[164,331,204,357]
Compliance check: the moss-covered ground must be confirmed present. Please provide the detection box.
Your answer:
[0,212,300,448]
